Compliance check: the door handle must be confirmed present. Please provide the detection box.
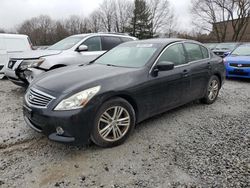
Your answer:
[182,69,189,77]
[207,62,212,69]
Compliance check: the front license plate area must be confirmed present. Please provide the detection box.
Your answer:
[234,69,244,73]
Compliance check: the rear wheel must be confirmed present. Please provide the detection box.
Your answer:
[91,98,135,147]
[201,75,220,104]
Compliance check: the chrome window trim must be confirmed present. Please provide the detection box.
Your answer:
[25,88,55,109]
[149,41,211,74]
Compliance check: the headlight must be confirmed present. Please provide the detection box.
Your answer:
[54,86,101,111]
[19,58,45,70]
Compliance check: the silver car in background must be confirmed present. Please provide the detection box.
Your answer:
[5,33,137,86]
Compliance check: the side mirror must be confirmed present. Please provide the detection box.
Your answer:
[156,61,174,71]
[77,45,88,52]
[152,61,174,77]
[223,51,230,57]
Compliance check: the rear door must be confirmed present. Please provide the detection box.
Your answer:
[101,36,123,51]
[183,42,211,101]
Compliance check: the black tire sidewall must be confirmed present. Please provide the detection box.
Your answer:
[91,97,135,148]
[203,75,220,104]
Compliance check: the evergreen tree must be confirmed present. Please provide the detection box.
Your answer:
[128,0,153,39]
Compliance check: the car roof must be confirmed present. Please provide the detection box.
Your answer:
[0,33,29,39]
[70,33,137,39]
[124,38,201,46]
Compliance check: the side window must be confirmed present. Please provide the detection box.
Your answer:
[102,36,122,51]
[82,36,102,51]
[5,38,30,52]
[120,37,133,42]
[158,43,186,66]
[184,43,203,62]
[200,46,209,59]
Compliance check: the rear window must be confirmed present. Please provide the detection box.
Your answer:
[102,36,122,51]
[4,38,30,52]
[201,46,209,58]
[184,43,203,62]
[120,37,134,42]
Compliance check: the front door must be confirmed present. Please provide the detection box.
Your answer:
[79,36,106,64]
[142,43,191,116]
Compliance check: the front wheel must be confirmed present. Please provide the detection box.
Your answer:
[91,98,135,147]
[201,75,220,104]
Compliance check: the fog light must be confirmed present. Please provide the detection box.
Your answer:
[56,127,64,135]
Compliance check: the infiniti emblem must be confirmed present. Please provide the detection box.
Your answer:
[29,94,34,101]
[238,64,242,67]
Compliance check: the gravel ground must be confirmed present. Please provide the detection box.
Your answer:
[0,78,249,188]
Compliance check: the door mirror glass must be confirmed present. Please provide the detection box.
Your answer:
[77,45,88,52]
[156,61,174,71]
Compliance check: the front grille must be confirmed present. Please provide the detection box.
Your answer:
[26,88,54,108]
[228,71,249,76]
[229,63,250,68]
[214,52,225,57]
[8,60,17,69]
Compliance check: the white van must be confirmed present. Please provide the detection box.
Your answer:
[0,34,32,78]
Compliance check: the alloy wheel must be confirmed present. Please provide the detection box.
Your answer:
[208,79,219,101]
[98,106,131,142]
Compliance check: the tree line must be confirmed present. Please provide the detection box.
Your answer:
[1,0,175,46]
[1,0,250,45]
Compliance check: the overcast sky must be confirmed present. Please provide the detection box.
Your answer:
[0,0,192,32]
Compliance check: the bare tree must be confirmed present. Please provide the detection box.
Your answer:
[191,0,232,42]
[0,28,5,33]
[147,0,172,36]
[98,0,116,32]
[216,0,250,41]
[113,0,134,33]
[87,10,102,32]
[64,15,88,34]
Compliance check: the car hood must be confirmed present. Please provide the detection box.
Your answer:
[213,49,230,53]
[225,56,250,63]
[9,50,62,59]
[32,64,139,94]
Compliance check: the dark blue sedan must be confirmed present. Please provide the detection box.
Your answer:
[224,44,250,78]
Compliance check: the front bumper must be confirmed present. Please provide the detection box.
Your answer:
[226,65,250,78]
[23,100,98,145]
[5,60,28,86]
[24,68,45,83]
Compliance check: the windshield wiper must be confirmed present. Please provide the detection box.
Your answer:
[106,64,117,67]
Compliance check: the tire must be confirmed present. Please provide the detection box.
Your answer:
[201,75,220,104]
[91,97,136,148]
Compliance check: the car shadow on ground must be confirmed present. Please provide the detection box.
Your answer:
[226,77,250,83]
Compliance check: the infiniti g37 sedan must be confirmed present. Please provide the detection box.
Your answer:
[23,39,225,147]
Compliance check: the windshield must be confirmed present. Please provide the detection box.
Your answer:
[214,43,237,51]
[95,43,159,68]
[231,45,250,56]
[48,36,86,50]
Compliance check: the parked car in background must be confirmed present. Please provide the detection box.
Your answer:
[224,44,250,78]
[204,43,218,50]
[23,38,225,147]
[0,34,32,79]
[5,33,137,86]
[212,42,240,58]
